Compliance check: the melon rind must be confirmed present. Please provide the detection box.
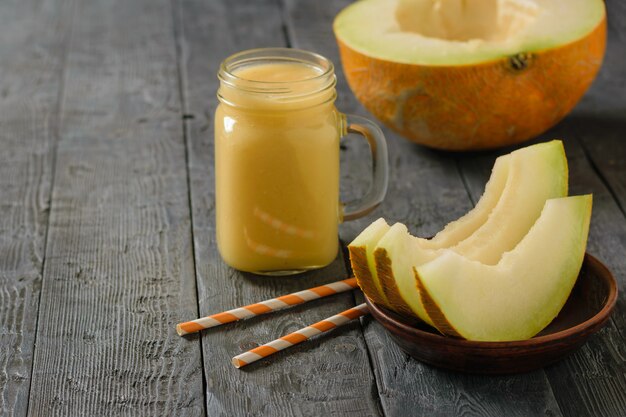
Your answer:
[348,218,391,308]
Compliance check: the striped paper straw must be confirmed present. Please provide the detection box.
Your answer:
[232,303,369,368]
[176,277,358,336]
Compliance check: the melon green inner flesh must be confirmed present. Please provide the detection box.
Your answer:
[416,195,592,341]
[376,140,567,323]
[350,153,510,307]
[334,0,605,65]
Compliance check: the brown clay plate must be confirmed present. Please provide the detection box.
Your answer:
[366,253,618,374]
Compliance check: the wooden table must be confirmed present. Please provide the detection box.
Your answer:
[1,1,624,416]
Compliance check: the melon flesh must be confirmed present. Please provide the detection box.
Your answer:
[334,0,606,65]
[375,140,567,322]
[349,152,511,309]
[452,140,568,264]
[415,195,592,341]
[396,0,540,43]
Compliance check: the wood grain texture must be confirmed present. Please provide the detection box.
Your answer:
[574,0,626,215]
[0,0,72,415]
[25,0,204,415]
[0,0,621,416]
[547,140,626,417]
[283,1,562,416]
[174,0,381,415]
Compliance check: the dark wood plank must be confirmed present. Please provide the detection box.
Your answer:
[282,1,563,416]
[25,0,204,415]
[174,0,382,415]
[573,0,626,215]
[456,4,626,409]
[547,139,626,417]
[0,1,72,415]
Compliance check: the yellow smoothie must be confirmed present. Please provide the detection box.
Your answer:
[215,60,341,273]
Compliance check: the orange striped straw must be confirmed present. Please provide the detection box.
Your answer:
[176,277,359,336]
[232,303,369,368]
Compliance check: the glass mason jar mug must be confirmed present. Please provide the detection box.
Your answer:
[215,48,388,275]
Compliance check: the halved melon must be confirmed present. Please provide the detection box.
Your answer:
[375,140,567,321]
[334,0,606,150]
[415,195,592,341]
[349,151,511,310]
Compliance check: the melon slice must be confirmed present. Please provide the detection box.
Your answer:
[424,153,510,248]
[374,223,436,323]
[415,195,592,341]
[333,0,606,149]
[375,140,567,322]
[348,218,391,308]
[349,152,511,309]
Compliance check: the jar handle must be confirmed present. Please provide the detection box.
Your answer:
[340,113,389,221]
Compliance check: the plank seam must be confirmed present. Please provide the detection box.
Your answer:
[340,242,386,417]
[281,0,386,412]
[455,158,476,207]
[277,0,295,49]
[574,134,626,344]
[170,0,209,415]
[25,0,77,414]
[352,292,388,417]
[576,136,626,221]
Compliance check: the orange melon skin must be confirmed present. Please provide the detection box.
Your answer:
[335,18,606,151]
